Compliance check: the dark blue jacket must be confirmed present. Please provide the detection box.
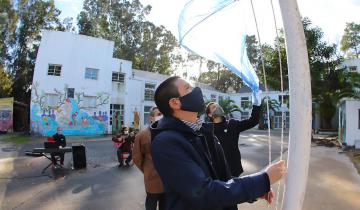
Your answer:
[151,116,270,210]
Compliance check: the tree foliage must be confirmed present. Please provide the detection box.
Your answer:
[77,0,180,74]
[7,0,62,103]
[218,97,242,118]
[341,22,360,58]
[0,66,12,97]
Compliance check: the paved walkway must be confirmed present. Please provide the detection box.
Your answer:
[1,131,360,210]
[238,146,360,210]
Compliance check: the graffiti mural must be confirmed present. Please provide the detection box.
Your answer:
[31,83,110,136]
[0,97,13,132]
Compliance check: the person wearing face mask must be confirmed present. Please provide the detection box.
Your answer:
[205,90,262,177]
[133,107,165,210]
[112,126,134,166]
[150,76,286,210]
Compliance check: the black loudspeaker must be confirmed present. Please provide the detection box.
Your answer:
[72,144,86,169]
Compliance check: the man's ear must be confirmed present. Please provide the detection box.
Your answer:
[169,98,181,110]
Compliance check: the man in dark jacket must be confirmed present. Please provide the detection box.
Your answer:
[151,76,286,210]
[51,127,66,166]
[205,91,261,176]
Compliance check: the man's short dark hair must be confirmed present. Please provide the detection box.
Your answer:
[154,76,180,117]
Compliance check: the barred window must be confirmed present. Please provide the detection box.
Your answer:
[47,64,62,76]
[112,72,125,83]
[145,82,156,101]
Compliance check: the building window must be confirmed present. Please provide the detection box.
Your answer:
[45,94,59,107]
[274,111,290,129]
[349,66,357,72]
[85,68,99,80]
[211,94,217,102]
[67,88,75,98]
[241,112,249,120]
[241,97,250,108]
[47,64,61,76]
[83,96,97,108]
[278,95,289,105]
[145,82,156,101]
[112,72,125,83]
[144,106,153,125]
[110,104,124,126]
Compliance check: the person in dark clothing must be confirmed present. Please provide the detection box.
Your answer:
[51,127,66,167]
[112,126,135,166]
[150,76,286,210]
[205,91,262,177]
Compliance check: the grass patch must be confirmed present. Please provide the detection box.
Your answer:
[0,134,30,144]
[347,149,360,175]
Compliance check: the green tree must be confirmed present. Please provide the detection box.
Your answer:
[78,0,179,74]
[297,18,360,129]
[0,0,16,98]
[341,22,360,58]
[218,97,242,118]
[0,0,17,66]
[9,0,62,103]
[0,66,12,97]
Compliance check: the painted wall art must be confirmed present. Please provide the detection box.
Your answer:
[31,83,110,136]
[0,97,13,132]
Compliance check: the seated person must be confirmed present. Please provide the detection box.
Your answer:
[51,127,66,168]
[112,126,135,166]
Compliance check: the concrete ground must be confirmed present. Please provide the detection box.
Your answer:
[238,146,360,210]
[1,130,360,210]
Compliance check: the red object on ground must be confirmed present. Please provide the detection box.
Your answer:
[121,152,130,160]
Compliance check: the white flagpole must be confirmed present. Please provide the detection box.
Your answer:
[278,0,312,210]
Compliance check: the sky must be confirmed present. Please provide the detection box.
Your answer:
[55,0,360,45]
[54,0,360,77]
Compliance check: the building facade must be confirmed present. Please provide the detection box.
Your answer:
[337,58,360,146]
[31,30,289,136]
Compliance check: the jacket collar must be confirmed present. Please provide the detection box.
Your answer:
[150,116,215,140]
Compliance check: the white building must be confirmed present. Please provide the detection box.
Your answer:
[31,30,289,136]
[336,58,360,73]
[337,58,360,146]
[339,99,360,146]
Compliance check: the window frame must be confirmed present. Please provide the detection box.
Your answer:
[144,82,156,101]
[45,93,60,107]
[143,105,153,125]
[349,66,357,72]
[67,88,75,99]
[241,97,250,108]
[83,96,97,108]
[85,68,99,80]
[110,104,124,126]
[112,72,125,83]
[47,64,62,76]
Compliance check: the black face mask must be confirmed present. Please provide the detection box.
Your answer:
[179,87,205,113]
